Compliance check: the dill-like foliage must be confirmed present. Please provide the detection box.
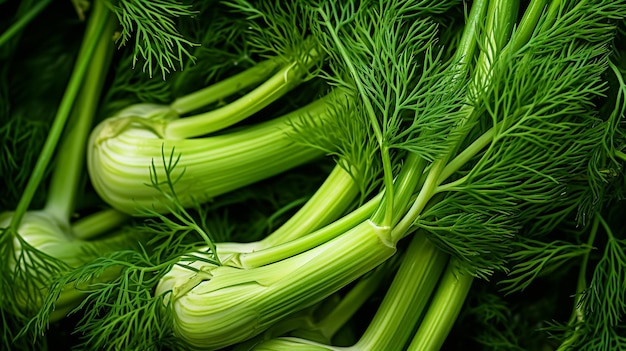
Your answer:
[107,0,197,78]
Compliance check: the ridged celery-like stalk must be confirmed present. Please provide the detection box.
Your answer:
[243,233,449,351]
[406,259,473,351]
[156,220,395,350]
[88,91,341,215]
[88,43,326,215]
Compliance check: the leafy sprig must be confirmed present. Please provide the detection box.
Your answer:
[450,282,565,351]
[172,2,257,94]
[139,145,221,265]
[571,213,626,351]
[0,226,69,348]
[28,248,188,351]
[0,4,82,211]
[415,0,622,278]
[499,238,590,293]
[225,0,321,74]
[0,117,50,211]
[107,0,198,78]
[99,45,173,119]
[310,0,465,227]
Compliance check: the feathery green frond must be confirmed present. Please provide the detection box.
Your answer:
[416,0,621,276]
[107,0,197,78]
[0,222,69,322]
[224,0,322,77]
[100,46,173,118]
[172,2,257,93]
[500,238,590,293]
[572,214,626,351]
[287,92,383,202]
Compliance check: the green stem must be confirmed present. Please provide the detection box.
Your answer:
[318,7,395,228]
[290,260,393,343]
[449,0,488,78]
[391,160,446,243]
[0,0,53,49]
[435,173,470,194]
[367,152,426,233]
[608,61,626,164]
[259,165,359,248]
[71,209,129,240]
[386,0,493,242]
[432,0,559,191]
[228,193,381,269]
[538,0,563,34]
[378,148,396,228]
[437,127,495,184]
[507,0,548,53]
[471,0,519,94]
[219,152,424,268]
[596,214,615,241]
[556,214,600,351]
[216,164,359,255]
[389,153,427,225]
[164,51,320,139]
[393,0,526,243]
[253,339,333,351]
[503,0,566,58]
[616,150,626,162]
[9,0,111,232]
[169,58,281,115]
[250,234,448,351]
[406,259,473,351]
[352,233,448,351]
[44,9,116,221]
[313,263,389,341]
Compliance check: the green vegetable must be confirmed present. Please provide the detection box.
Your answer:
[1,0,625,350]
[0,0,134,346]
[0,0,205,345]
[85,0,345,215]
[87,86,339,215]
[251,233,448,351]
[157,0,624,349]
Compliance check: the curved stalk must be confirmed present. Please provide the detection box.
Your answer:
[88,90,345,215]
[169,58,281,115]
[164,50,322,139]
[71,209,129,240]
[217,164,360,255]
[225,194,380,269]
